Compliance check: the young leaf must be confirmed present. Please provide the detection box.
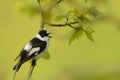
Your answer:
[55,15,64,22]
[83,28,95,42]
[78,16,92,24]
[88,6,101,17]
[69,29,83,45]
[67,9,77,15]
[42,51,50,60]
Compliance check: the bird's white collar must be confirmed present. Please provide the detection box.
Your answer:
[35,34,49,41]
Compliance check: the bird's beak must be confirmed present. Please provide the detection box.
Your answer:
[48,33,51,35]
[48,36,53,38]
[48,33,53,38]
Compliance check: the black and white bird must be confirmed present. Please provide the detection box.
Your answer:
[13,30,51,80]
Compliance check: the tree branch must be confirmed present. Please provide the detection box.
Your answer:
[37,0,63,29]
[37,0,45,29]
[45,21,80,30]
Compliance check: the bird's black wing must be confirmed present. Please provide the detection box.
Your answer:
[14,42,32,61]
[13,38,47,71]
[25,38,47,61]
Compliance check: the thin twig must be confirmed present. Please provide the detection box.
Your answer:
[37,0,63,29]
[46,21,79,27]
[51,0,63,8]
[45,21,80,30]
[37,0,45,29]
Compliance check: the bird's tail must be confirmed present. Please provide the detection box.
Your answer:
[13,70,17,80]
[13,61,22,80]
[27,64,35,80]
[27,59,36,80]
[13,61,22,71]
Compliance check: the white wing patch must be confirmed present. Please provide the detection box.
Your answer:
[28,47,40,56]
[24,43,32,52]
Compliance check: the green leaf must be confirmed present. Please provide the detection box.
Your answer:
[67,9,77,15]
[83,28,95,42]
[42,51,50,60]
[88,6,101,17]
[78,16,91,24]
[55,15,64,22]
[69,30,83,45]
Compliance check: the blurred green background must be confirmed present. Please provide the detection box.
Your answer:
[0,0,120,80]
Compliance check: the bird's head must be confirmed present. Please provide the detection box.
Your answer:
[36,30,52,41]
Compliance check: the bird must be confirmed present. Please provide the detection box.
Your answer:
[13,30,52,80]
